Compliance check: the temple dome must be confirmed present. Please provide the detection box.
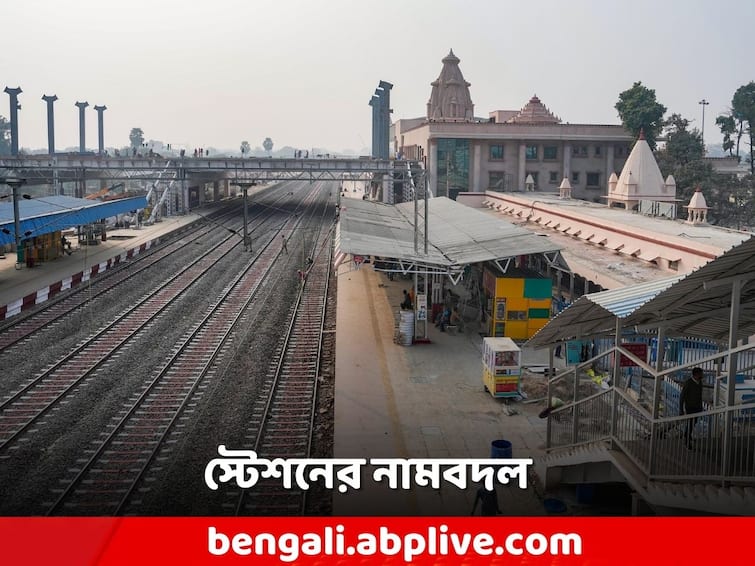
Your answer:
[426,49,474,122]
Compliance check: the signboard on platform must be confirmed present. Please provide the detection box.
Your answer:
[416,293,427,321]
[619,343,648,367]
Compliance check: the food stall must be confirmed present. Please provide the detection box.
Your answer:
[482,337,521,398]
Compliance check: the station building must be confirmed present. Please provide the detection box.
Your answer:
[468,127,750,298]
[392,50,634,201]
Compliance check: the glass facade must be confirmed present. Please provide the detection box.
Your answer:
[437,138,470,199]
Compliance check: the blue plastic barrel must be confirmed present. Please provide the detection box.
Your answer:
[490,439,513,459]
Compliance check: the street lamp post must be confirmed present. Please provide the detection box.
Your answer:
[699,99,710,152]
[232,180,256,251]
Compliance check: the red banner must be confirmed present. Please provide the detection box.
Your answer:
[2,517,753,565]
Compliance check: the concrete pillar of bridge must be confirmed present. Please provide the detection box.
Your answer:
[213,180,220,202]
[4,87,22,156]
[94,105,107,155]
[42,94,58,155]
[223,178,230,198]
[75,101,89,153]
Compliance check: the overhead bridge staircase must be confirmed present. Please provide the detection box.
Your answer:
[541,379,755,515]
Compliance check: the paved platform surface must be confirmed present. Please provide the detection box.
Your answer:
[0,214,200,315]
[333,263,561,516]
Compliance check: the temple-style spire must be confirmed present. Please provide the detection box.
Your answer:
[508,95,561,124]
[685,185,709,225]
[426,49,474,122]
[606,131,675,209]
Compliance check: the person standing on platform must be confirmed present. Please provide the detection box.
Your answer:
[680,367,704,449]
[281,235,288,254]
[401,290,412,310]
[471,486,501,516]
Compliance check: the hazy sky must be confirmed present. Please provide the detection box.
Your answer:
[2,0,752,154]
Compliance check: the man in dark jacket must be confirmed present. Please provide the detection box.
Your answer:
[680,367,704,448]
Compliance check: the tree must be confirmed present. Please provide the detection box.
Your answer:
[129,128,145,149]
[240,141,250,157]
[262,137,273,154]
[715,113,737,156]
[732,81,755,174]
[615,81,667,150]
[0,115,10,155]
[656,113,715,214]
[658,114,704,166]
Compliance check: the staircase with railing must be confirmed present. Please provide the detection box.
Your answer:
[542,345,755,515]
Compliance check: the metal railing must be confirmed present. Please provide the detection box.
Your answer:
[548,386,755,484]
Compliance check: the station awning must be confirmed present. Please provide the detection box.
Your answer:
[336,197,562,278]
[0,195,147,246]
[526,276,683,347]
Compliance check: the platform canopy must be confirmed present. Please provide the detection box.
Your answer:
[527,235,755,347]
[336,196,562,280]
[0,195,147,246]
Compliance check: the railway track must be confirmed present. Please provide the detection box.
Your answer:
[0,185,296,353]
[44,185,326,515]
[234,199,334,515]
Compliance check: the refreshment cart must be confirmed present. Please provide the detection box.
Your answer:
[482,337,521,398]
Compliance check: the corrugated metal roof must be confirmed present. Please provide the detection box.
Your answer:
[527,235,755,347]
[526,275,682,347]
[626,236,755,341]
[338,197,560,268]
[0,195,148,246]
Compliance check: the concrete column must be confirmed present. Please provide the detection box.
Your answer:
[213,180,220,202]
[518,143,526,191]
[75,101,89,153]
[4,87,22,156]
[42,94,58,155]
[605,144,615,189]
[563,143,572,180]
[94,105,107,155]
[428,140,438,197]
[473,142,483,192]
[223,178,230,198]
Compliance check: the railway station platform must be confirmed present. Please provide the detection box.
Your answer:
[0,214,200,318]
[333,263,562,516]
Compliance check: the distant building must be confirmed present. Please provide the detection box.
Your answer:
[392,50,634,201]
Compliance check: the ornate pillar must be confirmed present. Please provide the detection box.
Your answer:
[605,144,615,189]
[428,139,438,197]
[473,142,483,192]
[518,143,526,191]
[563,143,572,180]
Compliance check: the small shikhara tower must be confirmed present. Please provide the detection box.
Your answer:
[606,129,676,210]
[427,49,474,122]
[685,186,709,225]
